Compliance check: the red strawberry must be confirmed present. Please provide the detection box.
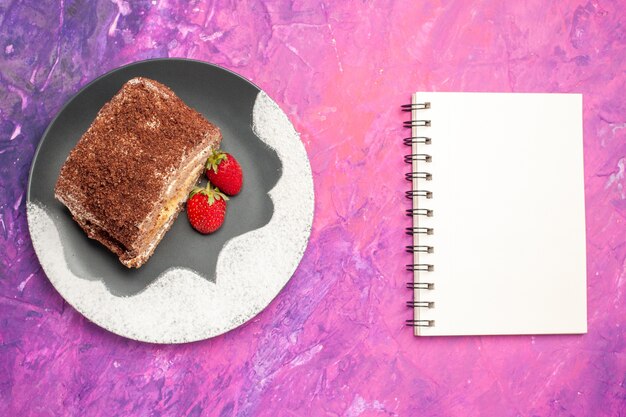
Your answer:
[206,151,243,196]
[186,185,229,234]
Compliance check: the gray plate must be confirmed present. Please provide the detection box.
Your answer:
[28,59,281,296]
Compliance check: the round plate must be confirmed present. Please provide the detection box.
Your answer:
[26,59,314,343]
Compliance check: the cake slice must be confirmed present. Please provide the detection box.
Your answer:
[55,77,221,268]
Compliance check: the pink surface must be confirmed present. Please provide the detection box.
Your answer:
[1,0,625,415]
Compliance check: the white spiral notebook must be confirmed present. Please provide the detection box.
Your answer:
[404,92,587,336]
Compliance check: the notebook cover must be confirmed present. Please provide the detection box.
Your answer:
[409,92,587,336]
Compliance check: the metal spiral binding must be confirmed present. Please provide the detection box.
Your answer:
[405,245,434,253]
[406,319,435,327]
[401,102,431,110]
[403,100,434,329]
[406,282,434,290]
[403,136,431,145]
[403,120,431,128]
[404,154,432,163]
[405,190,433,199]
[405,172,432,181]
[406,208,433,217]
[406,301,435,308]
[406,264,434,272]
[405,227,433,235]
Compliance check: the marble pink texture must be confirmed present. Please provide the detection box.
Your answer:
[1,0,625,416]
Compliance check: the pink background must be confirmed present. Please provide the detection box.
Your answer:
[1,0,625,415]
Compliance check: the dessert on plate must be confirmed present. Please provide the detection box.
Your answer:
[55,77,221,268]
